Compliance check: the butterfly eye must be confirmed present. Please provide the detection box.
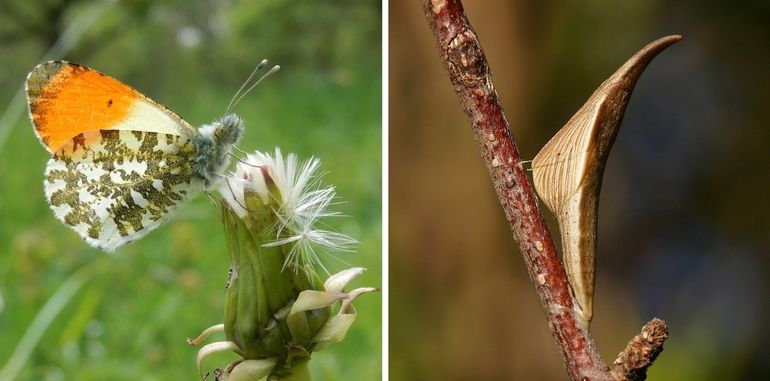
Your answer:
[215,114,244,145]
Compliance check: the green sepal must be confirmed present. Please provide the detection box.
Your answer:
[227,358,278,381]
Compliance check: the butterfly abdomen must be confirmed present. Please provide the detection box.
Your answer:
[192,114,244,189]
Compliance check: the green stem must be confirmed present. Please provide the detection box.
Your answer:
[271,360,311,381]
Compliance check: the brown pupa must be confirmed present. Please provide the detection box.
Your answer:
[532,35,682,328]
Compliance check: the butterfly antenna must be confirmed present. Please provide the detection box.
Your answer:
[225,59,276,115]
[224,60,280,116]
[229,64,280,114]
[224,60,267,116]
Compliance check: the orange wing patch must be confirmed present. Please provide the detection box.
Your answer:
[27,61,140,152]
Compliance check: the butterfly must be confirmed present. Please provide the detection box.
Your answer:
[26,60,275,252]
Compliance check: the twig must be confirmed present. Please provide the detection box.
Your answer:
[421,1,669,380]
[611,318,669,381]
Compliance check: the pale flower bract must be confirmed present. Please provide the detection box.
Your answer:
[218,148,356,276]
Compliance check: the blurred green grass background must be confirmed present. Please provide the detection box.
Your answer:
[0,1,381,380]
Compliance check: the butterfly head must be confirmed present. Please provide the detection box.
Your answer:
[213,113,245,146]
[193,113,245,189]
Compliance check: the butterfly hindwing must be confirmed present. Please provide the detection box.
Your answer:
[44,129,201,251]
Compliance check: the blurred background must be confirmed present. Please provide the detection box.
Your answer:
[390,0,768,380]
[0,0,380,380]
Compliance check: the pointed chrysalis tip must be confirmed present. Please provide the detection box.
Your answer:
[661,34,683,42]
[646,35,683,50]
[653,34,683,50]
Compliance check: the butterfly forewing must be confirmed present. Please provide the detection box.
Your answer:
[27,61,195,153]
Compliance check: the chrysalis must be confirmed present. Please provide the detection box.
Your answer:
[532,35,681,328]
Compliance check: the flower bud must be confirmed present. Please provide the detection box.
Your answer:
[189,149,375,380]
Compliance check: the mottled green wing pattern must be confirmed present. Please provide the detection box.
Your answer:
[44,129,201,251]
